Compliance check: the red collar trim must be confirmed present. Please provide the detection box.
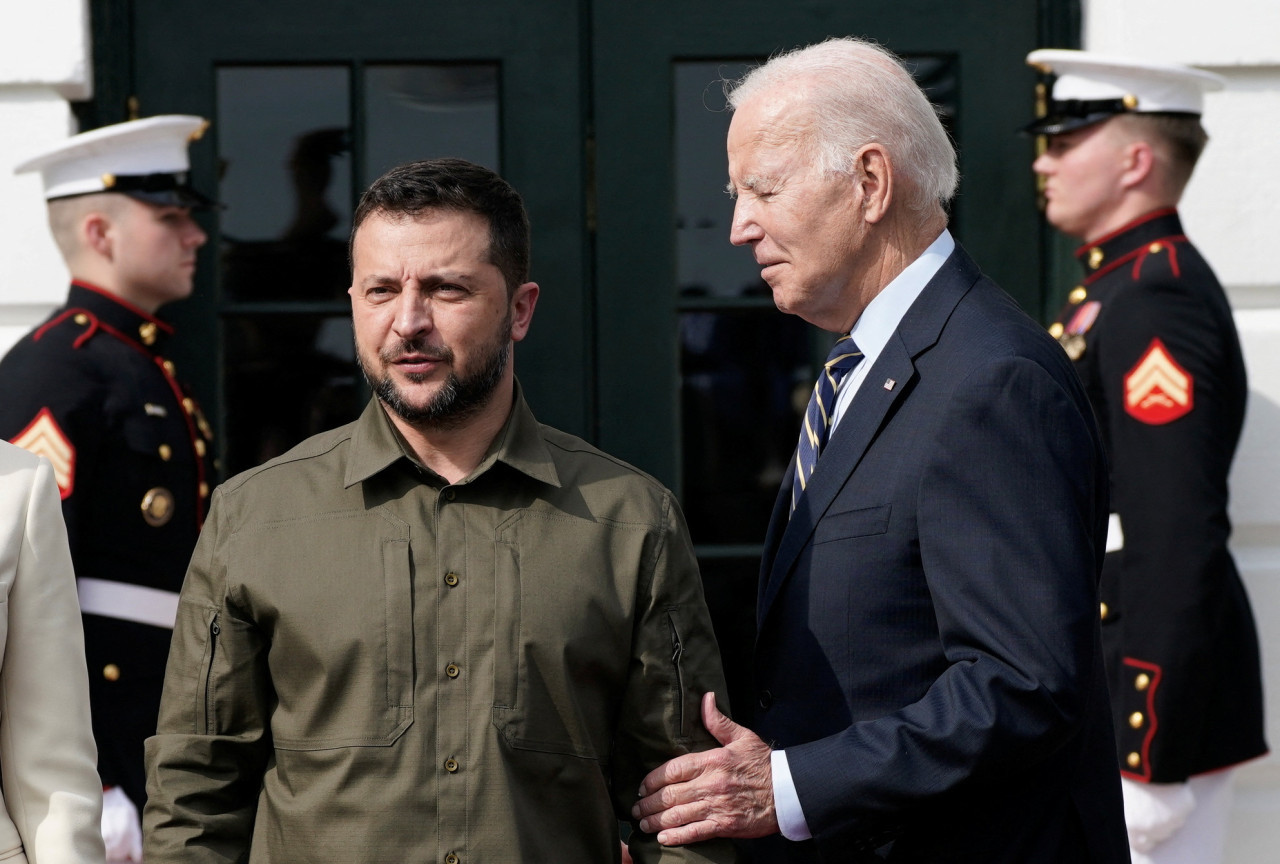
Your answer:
[70,280,175,335]
[1074,207,1180,257]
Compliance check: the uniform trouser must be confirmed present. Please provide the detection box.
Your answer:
[1130,770,1235,864]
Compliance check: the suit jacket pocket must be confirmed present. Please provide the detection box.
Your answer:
[813,503,891,545]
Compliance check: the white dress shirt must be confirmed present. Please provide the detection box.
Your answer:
[772,228,955,842]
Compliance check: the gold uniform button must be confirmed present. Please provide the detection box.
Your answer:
[1088,247,1104,269]
[74,313,90,325]
[1099,602,1109,620]
[183,397,195,413]
[199,482,210,498]
[195,439,207,457]
[1068,286,1087,304]
[103,664,121,682]
[444,573,459,587]
[446,664,460,679]
[1048,322,1064,338]
[1135,673,1151,691]
[1148,242,1163,254]
[158,443,172,461]
[161,360,176,375]
[444,758,459,773]
[141,487,175,527]
[139,322,158,346]
[1129,711,1145,729]
[1127,752,1142,769]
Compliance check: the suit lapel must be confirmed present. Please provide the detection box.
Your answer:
[757,244,984,626]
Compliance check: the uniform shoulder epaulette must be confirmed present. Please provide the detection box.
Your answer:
[32,308,101,349]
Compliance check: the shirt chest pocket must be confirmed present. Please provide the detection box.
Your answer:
[228,511,414,750]
[491,511,645,760]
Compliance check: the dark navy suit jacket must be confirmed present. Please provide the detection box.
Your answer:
[746,245,1131,863]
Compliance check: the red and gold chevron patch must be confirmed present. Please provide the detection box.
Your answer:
[11,408,76,497]
[1124,339,1193,425]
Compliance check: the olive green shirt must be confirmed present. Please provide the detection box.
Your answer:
[144,388,734,864]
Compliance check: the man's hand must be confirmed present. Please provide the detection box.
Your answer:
[631,692,780,845]
[101,785,143,862]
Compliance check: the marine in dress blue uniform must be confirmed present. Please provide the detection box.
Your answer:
[0,115,218,858]
[1028,49,1267,863]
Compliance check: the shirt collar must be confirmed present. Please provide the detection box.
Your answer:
[848,229,954,359]
[344,380,562,490]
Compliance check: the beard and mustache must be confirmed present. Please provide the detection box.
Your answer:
[356,322,511,431]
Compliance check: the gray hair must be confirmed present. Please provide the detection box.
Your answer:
[726,37,958,214]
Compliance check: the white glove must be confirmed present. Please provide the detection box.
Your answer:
[101,785,144,862]
[1120,777,1196,853]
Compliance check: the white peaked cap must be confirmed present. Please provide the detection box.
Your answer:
[1024,49,1224,135]
[13,115,213,206]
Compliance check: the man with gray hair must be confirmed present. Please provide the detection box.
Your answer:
[632,37,1130,862]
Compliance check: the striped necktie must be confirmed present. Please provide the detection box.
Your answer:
[792,335,863,512]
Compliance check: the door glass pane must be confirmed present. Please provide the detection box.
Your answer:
[676,61,811,544]
[363,64,501,180]
[217,66,353,303]
[223,313,359,475]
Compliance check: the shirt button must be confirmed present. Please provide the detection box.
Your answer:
[103,664,121,682]
[446,664,460,679]
[444,489,456,501]
[444,758,459,773]
[444,573,459,587]
[445,854,460,864]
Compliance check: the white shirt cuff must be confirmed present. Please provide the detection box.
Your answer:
[771,749,812,841]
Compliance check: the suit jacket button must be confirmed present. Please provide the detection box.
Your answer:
[758,690,773,710]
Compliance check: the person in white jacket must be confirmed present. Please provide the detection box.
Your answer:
[0,439,105,863]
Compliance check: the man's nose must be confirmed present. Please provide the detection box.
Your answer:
[729,199,760,246]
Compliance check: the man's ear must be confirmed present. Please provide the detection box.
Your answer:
[1119,139,1157,191]
[82,210,115,260]
[855,143,894,224]
[510,281,540,343]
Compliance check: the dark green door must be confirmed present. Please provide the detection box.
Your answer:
[103,0,1073,715]
[590,3,1062,714]
[126,0,590,475]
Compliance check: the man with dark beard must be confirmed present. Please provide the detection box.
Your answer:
[143,159,735,864]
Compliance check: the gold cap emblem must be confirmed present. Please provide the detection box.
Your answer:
[141,487,175,527]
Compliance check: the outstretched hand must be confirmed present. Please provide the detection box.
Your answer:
[631,692,779,845]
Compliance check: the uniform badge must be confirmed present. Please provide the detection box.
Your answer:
[1124,338,1193,424]
[11,408,76,497]
[141,487,176,527]
[1056,300,1101,361]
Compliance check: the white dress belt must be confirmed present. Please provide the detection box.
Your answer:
[77,577,180,630]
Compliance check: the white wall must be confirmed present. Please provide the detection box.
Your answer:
[0,1,86,352]
[1084,2,1280,860]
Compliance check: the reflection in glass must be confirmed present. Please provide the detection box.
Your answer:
[674,61,760,300]
[223,314,359,476]
[364,65,500,180]
[217,66,353,303]
[680,308,810,544]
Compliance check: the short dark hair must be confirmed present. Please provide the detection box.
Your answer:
[350,158,530,294]
[1116,113,1209,194]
